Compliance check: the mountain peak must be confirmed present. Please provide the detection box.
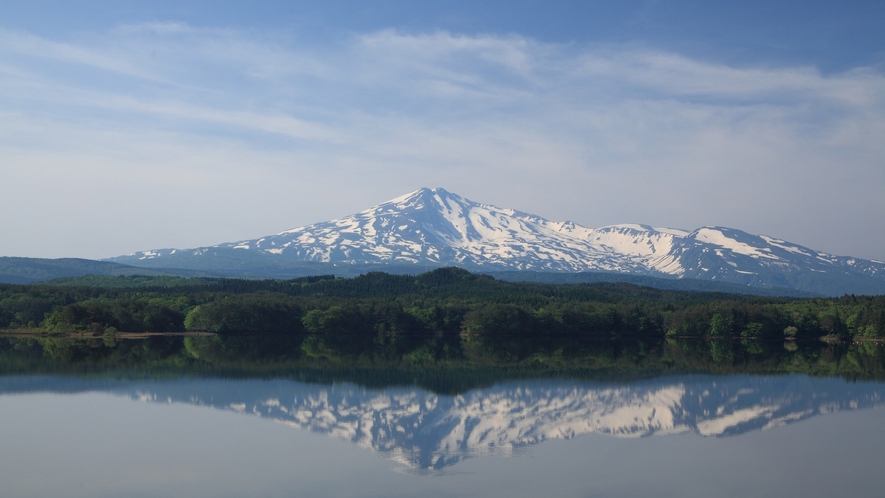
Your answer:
[387,186,453,201]
[377,187,464,213]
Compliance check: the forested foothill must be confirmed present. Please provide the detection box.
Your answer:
[1,267,884,340]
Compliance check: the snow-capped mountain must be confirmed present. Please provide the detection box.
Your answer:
[4,375,882,470]
[109,187,885,295]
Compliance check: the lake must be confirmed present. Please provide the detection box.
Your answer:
[1,335,884,497]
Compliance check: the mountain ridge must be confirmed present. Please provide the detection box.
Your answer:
[105,187,885,296]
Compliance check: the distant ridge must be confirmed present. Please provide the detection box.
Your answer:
[0,257,812,297]
[103,187,885,296]
[487,271,817,297]
[0,257,209,284]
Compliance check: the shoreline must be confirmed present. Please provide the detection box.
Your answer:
[0,330,215,339]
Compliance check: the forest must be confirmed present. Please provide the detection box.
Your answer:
[1,267,884,341]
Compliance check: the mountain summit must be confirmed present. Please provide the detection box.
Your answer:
[109,188,885,295]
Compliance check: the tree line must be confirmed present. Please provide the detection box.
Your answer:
[1,267,884,340]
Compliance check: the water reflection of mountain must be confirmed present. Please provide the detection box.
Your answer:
[2,375,883,469]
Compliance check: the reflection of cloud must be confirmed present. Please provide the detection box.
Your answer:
[1,26,884,259]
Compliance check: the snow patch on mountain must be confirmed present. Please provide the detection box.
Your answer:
[693,228,778,260]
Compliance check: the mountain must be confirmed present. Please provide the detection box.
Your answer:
[106,187,885,296]
[3,375,882,470]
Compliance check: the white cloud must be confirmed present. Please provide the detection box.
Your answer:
[0,26,883,260]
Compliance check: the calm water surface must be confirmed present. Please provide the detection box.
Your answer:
[2,373,884,497]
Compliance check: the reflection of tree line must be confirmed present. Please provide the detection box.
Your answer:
[3,333,885,390]
[2,268,884,342]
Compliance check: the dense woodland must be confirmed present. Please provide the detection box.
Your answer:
[1,268,884,341]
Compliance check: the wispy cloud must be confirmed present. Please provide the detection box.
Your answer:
[0,28,172,83]
[1,25,883,260]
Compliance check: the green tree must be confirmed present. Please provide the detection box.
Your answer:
[710,313,729,337]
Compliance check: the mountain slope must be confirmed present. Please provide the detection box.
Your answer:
[108,187,885,296]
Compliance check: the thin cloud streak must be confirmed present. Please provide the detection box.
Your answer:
[0,25,883,260]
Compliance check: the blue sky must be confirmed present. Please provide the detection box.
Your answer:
[1,1,884,260]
